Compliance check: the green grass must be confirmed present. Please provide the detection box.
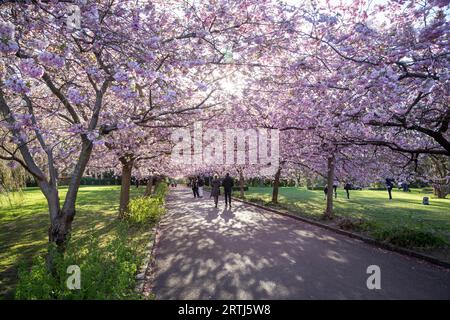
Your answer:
[0,185,149,299]
[236,187,450,248]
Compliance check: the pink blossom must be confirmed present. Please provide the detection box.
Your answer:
[67,87,86,105]
[19,59,44,78]
[113,70,129,82]
[0,20,18,54]
[38,51,65,68]
[5,75,30,94]
[7,161,18,169]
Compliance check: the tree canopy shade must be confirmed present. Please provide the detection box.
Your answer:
[0,0,448,249]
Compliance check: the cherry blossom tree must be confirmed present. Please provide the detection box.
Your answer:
[0,0,294,252]
[1,0,447,252]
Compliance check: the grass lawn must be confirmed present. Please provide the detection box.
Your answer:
[235,187,450,252]
[0,185,149,299]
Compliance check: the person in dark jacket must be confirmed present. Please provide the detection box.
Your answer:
[386,178,394,200]
[222,173,234,208]
[192,177,199,198]
[210,174,221,208]
[323,186,328,200]
[344,183,351,199]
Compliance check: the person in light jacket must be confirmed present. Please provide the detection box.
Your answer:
[197,175,204,198]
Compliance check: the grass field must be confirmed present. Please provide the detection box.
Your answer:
[234,187,450,251]
[0,185,148,299]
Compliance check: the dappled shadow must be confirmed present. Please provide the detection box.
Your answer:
[150,188,450,300]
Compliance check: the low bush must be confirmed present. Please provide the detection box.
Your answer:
[246,196,264,203]
[308,186,325,190]
[232,186,249,192]
[15,226,141,300]
[336,217,372,232]
[373,226,447,248]
[126,196,165,225]
[154,182,169,202]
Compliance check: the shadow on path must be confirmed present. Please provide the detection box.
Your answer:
[149,188,450,300]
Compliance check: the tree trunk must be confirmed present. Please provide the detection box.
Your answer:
[48,139,94,251]
[144,176,154,197]
[324,154,335,220]
[45,188,66,246]
[239,170,245,198]
[434,185,448,199]
[119,158,134,218]
[306,177,312,190]
[42,187,71,275]
[272,167,282,203]
[153,176,160,191]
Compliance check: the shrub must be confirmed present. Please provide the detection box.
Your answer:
[309,186,325,190]
[247,196,264,203]
[126,196,165,225]
[15,227,141,300]
[15,256,57,299]
[370,182,385,189]
[231,186,249,191]
[373,226,447,248]
[154,182,169,202]
[336,217,372,232]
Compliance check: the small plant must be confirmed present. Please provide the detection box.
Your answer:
[373,226,447,248]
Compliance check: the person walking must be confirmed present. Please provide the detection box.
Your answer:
[198,176,204,198]
[192,177,199,198]
[333,180,338,198]
[344,182,351,199]
[222,173,234,208]
[323,186,328,200]
[401,181,409,192]
[210,174,221,208]
[386,178,394,200]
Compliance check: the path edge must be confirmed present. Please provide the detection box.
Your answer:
[135,220,160,296]
[233,197,450,270]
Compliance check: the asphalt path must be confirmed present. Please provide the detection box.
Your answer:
[149,188,450,299]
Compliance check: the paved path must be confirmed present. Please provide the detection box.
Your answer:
[149,188,450,299]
